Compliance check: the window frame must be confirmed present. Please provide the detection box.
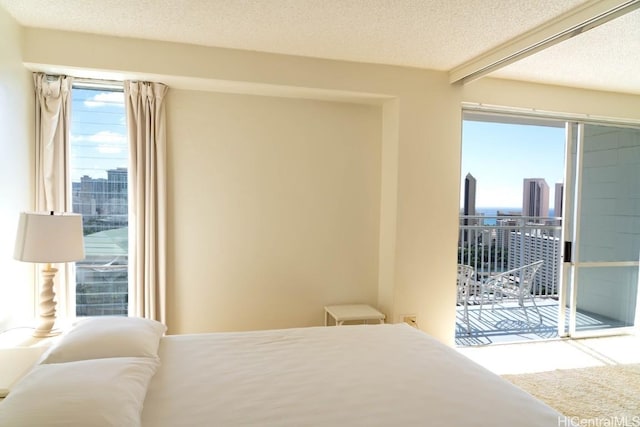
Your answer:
[68,80,130,318]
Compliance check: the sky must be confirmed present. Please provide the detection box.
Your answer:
[461,119,566,210]
[70,88,127,182]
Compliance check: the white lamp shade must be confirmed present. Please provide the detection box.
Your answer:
[14,212,85,263]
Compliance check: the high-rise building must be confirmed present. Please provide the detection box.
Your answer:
[462,173,477,244]
[522,178,549,218]
[463,173,476,216]
[508,230,561,295]
[554,183,564,218]
[72,167,128,222]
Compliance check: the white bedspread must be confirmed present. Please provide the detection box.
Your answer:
[142,324,562,426]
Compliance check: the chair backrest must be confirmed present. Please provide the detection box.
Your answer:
[515,260,544,293]
[457,264,475,296]
[485,260,543,295]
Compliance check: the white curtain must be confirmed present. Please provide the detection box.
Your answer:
[125,81,168,323]
[33,73,73,316]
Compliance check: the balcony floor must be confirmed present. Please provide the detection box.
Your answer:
[455,298,628,346]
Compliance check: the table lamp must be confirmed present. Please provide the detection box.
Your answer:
[14,211,85,337]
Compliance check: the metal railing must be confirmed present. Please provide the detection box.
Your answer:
[76,263,128,316]
[458,215,562,298]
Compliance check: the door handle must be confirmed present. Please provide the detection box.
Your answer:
[564,241,572,263]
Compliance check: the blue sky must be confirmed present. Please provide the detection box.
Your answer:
[70,88,127,182]
[461,120,566,210]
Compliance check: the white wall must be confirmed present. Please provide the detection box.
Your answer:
[166,90,382,332]
[0,9,35,330]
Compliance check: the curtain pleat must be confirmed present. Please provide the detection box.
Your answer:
[33,72,73,316]
[125,81,168,323]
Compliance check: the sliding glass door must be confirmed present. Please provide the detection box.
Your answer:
[455,111,639,344]
[564,123,640,336]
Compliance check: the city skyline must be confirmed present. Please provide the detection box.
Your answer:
[72,166,127,183]
[463,173,562,218]
[461,119,565,209]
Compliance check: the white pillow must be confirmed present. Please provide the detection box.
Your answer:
[0,357,159,427]
[40,316,166,364]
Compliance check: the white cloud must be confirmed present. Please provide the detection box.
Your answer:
[92,131,125,154]
[71,131,126,154]
[84,91,124,108]
[97,144,123,154]
[88,131,126,144]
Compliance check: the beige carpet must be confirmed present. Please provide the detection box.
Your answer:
[503,364,640,421]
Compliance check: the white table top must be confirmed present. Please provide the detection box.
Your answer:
[324,304,385,321]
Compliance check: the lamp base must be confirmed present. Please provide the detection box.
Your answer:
[34,264,60,338]
[32,327,62,338]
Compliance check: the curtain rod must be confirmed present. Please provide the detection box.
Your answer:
[462,102,640,128]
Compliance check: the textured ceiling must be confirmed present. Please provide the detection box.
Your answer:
[493,7,640,95]
[1,0,638,94]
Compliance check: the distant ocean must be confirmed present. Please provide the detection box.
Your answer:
[472,207,556,225]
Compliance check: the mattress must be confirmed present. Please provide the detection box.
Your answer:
[141,323,562,426]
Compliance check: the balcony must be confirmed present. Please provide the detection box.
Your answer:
[457,214,562,345]
[455,298,631,346]
[456,215,631,345]
[455,299,560,345]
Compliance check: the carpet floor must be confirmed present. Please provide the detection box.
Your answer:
[503,364,640,423]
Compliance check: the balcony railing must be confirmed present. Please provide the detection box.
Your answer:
[458,215,562,298]
[76,262,128,316]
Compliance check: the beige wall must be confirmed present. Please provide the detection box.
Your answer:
[0,9,35,330]
[167,90,382,332]
[11,27,639,344]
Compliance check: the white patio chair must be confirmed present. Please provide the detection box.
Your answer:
[456,264,475,334]
[479,260,544,326]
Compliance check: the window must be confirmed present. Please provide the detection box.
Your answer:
[70,84,128,316]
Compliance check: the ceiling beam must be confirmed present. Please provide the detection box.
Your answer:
[449,0,640,85]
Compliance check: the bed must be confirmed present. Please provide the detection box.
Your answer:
[0,317,566,426]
